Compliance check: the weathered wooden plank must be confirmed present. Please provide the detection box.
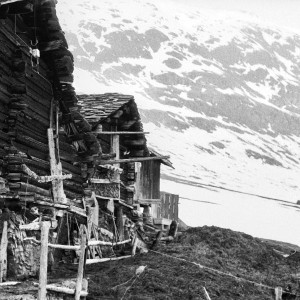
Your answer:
[24,238,131,250]
[0,0,24,5]
[9,182,52,197]
[20,220,57,231]
[75,229,87,300]
[16,134,48,154]
[100,156,170,165]
[0,281,20,286]
[137,199,161,205]
[48,128,67,203]
[95,131,149,135]
[85,255,132,265]
[38,222,50,300]
[46,284,88,296]
[0,221,8,283]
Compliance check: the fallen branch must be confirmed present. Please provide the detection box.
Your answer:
[203,287,212,300]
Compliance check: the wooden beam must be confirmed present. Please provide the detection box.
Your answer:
[95,196,134,209]
[46,284,88,297]
[161,236,174,242]
[20,220,57,231]
[18,198,87,218]
[38,222,50,300]
[100,156,171,165]
[153,218,172,226]
[0,281,21,286]
[0,0,23,4]
[0,221,8,283]
[90,178,120,184]
[95,131,149,135]
[137,199,161,205]
[24,238,132,250]
[116,200,133,209]
[85,255,132,265]
[19,198,69,210]
[88,239,131,247]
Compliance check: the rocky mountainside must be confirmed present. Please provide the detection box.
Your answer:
[57,0,300,201]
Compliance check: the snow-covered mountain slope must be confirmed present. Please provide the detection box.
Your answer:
[57,0,300,201]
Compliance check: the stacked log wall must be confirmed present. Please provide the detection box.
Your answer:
[0,17,53,204]
[0,13,85,210]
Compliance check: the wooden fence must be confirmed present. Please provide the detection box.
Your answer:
[155,192,179,221]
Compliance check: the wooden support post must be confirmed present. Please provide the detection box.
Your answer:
[151,231,163,250]
[275,287,282,300]
[168,220,178,239]
[111,126,120,197]
[75,230,87,300]
[48,128,67,203]
[38,222,50,300]
[132,235,138,256]
[143,205,152,225]
[116,205,124,242]
[0,221,8,283]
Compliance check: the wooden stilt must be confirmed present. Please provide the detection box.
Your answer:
[150,231,163,250]
[0,221,8,283]
[38,222,50,300]
[132,235,138,256]
[75,230,87,300]
[48,128,67,204]
[275,287,282,300]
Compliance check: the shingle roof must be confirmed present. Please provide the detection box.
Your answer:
[148,147,174,168]
[78,93,135,124]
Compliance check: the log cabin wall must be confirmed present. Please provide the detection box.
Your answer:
[0,10,56,279]
[0,12,53,207]
[0,1,91,209]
